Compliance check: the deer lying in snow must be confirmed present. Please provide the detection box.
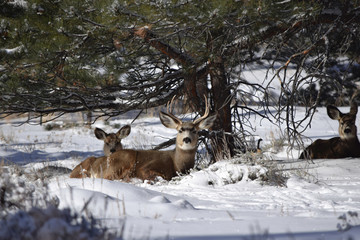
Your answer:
[299,102,360,159]
[69,125,130,179]
[94,125,131,156]
[70,100,216,181]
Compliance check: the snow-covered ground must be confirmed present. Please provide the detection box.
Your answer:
[1,106,360,240]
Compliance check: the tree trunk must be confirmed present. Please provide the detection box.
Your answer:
[134,26,234,159]
[209,56,234,159]
[183,68,202,113]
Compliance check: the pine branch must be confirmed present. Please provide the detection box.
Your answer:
[133,27,196,67]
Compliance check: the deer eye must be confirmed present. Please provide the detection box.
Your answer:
[179,128,184,133]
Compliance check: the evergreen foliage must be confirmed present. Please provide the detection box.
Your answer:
[1,0,360,150]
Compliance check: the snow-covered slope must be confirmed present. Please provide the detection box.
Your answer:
[1,108,360,239]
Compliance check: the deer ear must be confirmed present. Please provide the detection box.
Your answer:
[159,111,182,129]
[327,105,342,120]
[94,128,107,140]
[350,102,358,115]
[196,114,217,130]
[117,125,131,139]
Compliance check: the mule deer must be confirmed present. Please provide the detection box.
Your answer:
[94,125,131,156]
[299,102,360,159]
[70,100,216,181]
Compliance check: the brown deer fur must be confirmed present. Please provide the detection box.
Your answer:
[70,110,216,181]
[299,102,360,159]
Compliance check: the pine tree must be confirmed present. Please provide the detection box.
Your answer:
[1,0,360,155]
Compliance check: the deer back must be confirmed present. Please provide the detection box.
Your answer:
[70,156,98,178]
[70,149,176,180]
[70,147,199,181]
[300,137,360,159]
[102,150,177,180]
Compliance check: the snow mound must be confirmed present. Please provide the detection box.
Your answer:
[149,196,171,203]
[174,159,270,187]
[51,178,199,221]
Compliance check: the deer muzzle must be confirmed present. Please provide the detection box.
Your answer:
[183,137,191,144]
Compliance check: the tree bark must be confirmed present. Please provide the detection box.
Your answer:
[209,56,234,159]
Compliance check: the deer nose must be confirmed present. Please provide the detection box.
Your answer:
[183,137,191,144]
[110,148,116,153]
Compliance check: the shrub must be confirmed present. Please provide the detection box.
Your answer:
[0,165,119,240]
[0,206,115,240]
[0,166,56,217]
[337,211,359,232]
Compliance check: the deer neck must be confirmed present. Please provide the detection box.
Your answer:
[342,135,360,145]
[173,147,196,173]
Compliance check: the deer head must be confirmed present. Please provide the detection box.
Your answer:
[159,113,216,151]
[94,125,131,156]
[159,97,216,151]
[327,102,358,140]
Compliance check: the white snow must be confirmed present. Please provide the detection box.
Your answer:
[1,107,360,239]
[0,45,24,55]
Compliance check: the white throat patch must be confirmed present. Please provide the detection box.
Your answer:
[179,143,197,150]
